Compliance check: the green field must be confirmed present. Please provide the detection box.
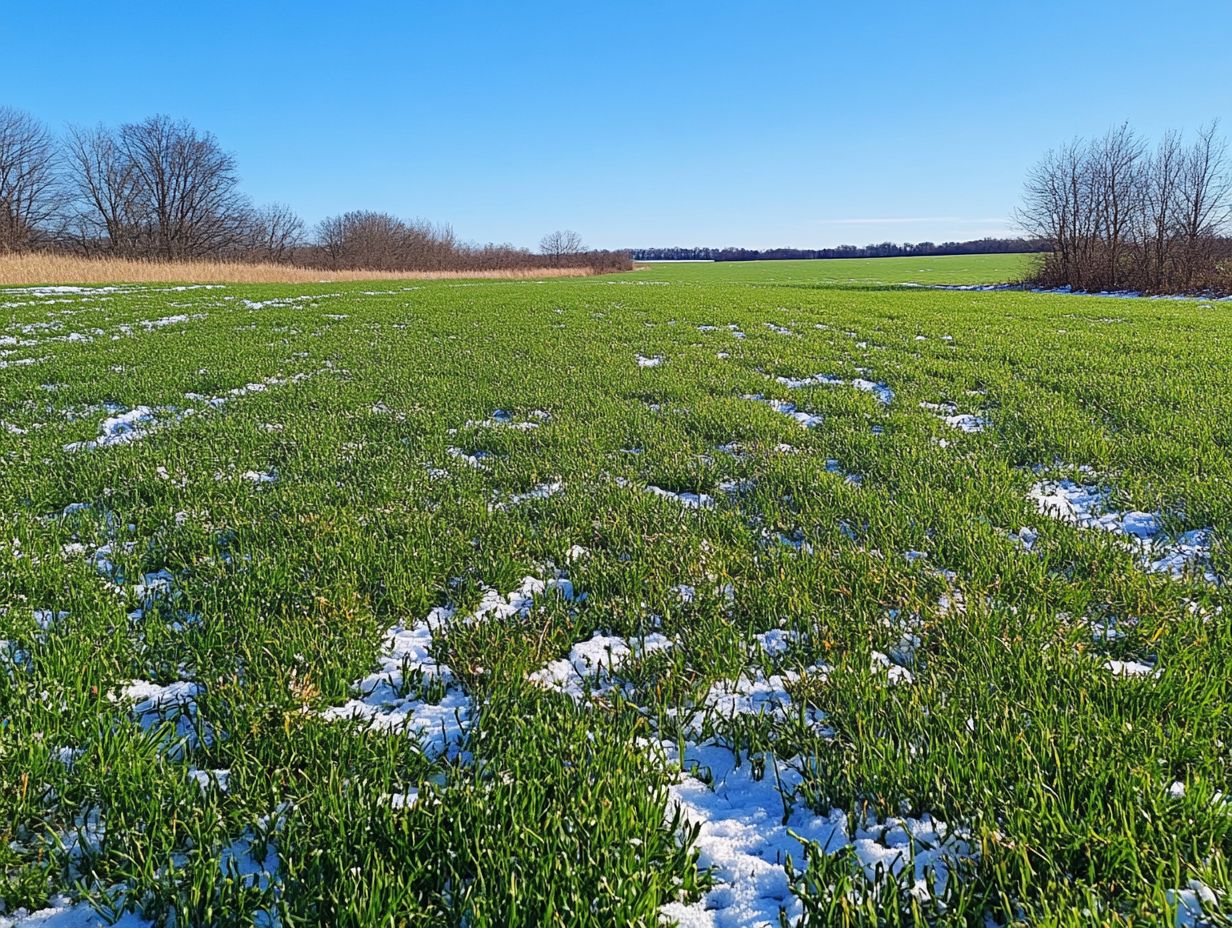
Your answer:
[632,252,1035,286]
[1,269,1229,927]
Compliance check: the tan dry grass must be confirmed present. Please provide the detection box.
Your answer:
[0,253,600,286]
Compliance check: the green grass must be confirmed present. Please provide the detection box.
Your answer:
[0,272,1228,927]
[629,252,1036,286]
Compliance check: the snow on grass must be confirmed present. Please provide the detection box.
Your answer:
[656,743,974,928]
[851,378,894,405]
[1105,659,1161,679]
[774,373,894,405]
[744,395,823,429]
[240,469,278,485]
[1167,880,1219,927]
[116,680,206,756]
[919,401,988,432]
[646,485,716,509]
[459,408,550,431]
[871,651,915,685]
[0,896,153,927]
[447,447,491,468]
[63,406,157,452]
[700,664,829,726]
[636,354,664,367]
[825,460,861,485]
[944,413,987,432]
[489,480,564,511]
[751,629,796,657]
[528,632,674,701]
[66,372,324,453]
[188,768,231,792]
[320,574,576,755]
[1029,479,1218,582]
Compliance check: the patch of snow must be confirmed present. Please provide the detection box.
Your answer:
[1029,480,1217,582]
[0,896,153,927]
[321,574,576,755]
[1105,659,1161,679]
[490,480,564,511]
[744,395,823,429]
[528,632,673,701]
[656,744,974,927]
[64,406,157,452]
[1167,880,1218,927]
[646,485,716,510]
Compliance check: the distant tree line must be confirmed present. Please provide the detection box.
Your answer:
[630,237,1047,262]
[1018,122,1232,293]
[0,105,629,273]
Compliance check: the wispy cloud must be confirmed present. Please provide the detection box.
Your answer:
[813,217,1010,225]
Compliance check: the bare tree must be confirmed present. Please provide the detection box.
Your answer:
[1138,130,1184,290]
[1176,121,1232,288]
[1019,122,1231,293]
[311,211,464,270]
[539,230,585,263]
[1090,123,1144,289]
[7,104,631,275]
[244,202,304,262]
[1017,138,1099,288]
[63,116,249,259]
[0,106,60,251]
[119,115,248,258]
[63,124,142,254]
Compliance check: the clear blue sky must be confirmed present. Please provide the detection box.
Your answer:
[7,1,1230,250]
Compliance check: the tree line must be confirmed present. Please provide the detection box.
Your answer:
[1018,122,1232,293]
[630,237,1047,262]
[0,106,629,273]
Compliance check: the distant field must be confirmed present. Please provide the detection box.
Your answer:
[633,252,1035,286]
[1,274,1228,927]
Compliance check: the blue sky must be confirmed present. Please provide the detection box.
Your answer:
[7,1,1230,250]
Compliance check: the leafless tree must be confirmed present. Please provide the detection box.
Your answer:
[1176,121,1231,288]
[1019,122,1232,293]
[0,106,61,251]
[5,104,632,275]
[118,115,248,258]
[1138,130,1184,291]
[63,116,248,258]
[539,230,585,263]
[1090,123,1144,289]
[311,211,465,270]
[243,202,305,262]
[63,124,142,254]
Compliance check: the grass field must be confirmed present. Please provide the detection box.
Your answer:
[632,253,1036,287]
[1,263,1229,927]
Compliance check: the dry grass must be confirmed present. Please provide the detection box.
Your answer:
[0,253,601,286]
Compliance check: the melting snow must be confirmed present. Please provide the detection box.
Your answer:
[745,395,823,429]
[320,575,576,755]
[528,632,673,701]
[1029,480,1217,582]
[0,897,153,927]
[1105,659,1161,679]
[645,485,716,510]
[64,406,157,452]
[490,480,564,511]
[656,744,974,928]
[117,679,206,755]
[920,402,987,432]
[775,373,894,405]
